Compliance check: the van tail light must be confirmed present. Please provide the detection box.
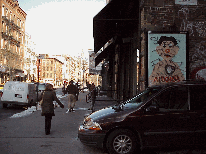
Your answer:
[27,95,29,99]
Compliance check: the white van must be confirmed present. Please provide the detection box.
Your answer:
[1,81,38,108]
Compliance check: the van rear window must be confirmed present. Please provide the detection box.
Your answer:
[15,85,25,91]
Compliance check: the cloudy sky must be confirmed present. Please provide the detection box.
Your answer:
[17,0,106,57]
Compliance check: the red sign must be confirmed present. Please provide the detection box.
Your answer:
[191,66,206,81]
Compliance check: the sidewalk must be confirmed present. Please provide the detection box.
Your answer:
[84,92,118,113]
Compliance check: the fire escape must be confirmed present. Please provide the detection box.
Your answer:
[1,15,23,80]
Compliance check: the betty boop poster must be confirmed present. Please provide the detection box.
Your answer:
[148,32,187,86]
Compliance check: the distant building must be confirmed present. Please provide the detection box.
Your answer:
[0,0,26,83]
[106,0,111,4]
[24,33,37,82]
[39,57,63,86]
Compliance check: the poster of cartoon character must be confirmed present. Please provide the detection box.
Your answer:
[148,32,187,86]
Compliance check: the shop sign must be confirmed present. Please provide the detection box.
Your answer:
[175,0,197,5]
[148,32,188,87]
[88,51,101,74]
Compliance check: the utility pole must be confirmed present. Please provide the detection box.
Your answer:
[36,58,40,110]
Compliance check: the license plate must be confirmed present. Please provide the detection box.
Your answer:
[15,94,22,98]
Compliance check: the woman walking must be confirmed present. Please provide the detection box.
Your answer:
[39,84,64,135]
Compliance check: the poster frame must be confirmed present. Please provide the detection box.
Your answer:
[147,31,189,87]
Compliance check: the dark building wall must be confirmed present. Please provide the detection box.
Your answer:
[99,0,140,101]
[139,0,206,91]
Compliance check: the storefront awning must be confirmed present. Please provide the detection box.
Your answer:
[93,0,139,53]
[95,43,114,67]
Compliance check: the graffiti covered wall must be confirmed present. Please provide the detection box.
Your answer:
[139,0,206,90]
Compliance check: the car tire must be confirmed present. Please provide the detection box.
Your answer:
[106,129,140,154]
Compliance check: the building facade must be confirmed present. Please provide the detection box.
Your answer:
[94,0,206,101]
[39,57,63,86]
[94,0,139,101]
[0,0,26,83]
[24,32,37,82]
[139,0,206,90]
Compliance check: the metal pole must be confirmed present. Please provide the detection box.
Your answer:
[36,58,40,110]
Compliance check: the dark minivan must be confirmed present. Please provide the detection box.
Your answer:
[78,80,206,154]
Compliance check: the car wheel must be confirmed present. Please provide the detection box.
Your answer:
[106,129,140,154]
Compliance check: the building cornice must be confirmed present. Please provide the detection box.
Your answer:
[4,0,27,19]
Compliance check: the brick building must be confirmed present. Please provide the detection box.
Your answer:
[94,0,206,101]
[139,0,206,90]
[0,0,26,82]
[39,57,63,86]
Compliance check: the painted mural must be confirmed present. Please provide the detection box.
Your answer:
[148,33,187,86]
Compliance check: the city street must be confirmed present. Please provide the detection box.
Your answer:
[0,88,205,154]
[0,88,107,154]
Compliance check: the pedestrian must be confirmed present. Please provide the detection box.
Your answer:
[75,82,79,101]
[62,83,67,95]
[39,84,64,135]
[89,83,95,92]
[88,83,96,111]
[66,80,78,112]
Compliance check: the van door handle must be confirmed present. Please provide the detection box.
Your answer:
[179,115,190,119]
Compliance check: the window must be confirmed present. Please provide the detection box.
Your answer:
[50,73,52,78]
[153,86,189,111]
[1,39,3,48]
[2,6,5,16]
[190,85,206,110]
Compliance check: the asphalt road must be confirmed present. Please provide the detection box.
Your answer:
[0,88,107,154]
[0,88,205,154]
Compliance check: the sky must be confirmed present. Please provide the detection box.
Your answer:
[17,0,106,57]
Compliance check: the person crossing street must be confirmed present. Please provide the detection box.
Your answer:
[39,84,64,135]
[66,80,79,112]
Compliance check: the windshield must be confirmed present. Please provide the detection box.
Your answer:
[126,87,161,104]
[112,87,161,112]
[38,84,46,91]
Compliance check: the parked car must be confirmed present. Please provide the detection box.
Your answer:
[78,80,206,154]
[1,81,38,108]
